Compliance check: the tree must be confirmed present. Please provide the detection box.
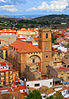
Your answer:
[52,25,57,29]
[54,92,64,99]
[47,92,64,99]
[52,36,55,43]
[46,65,58,79]
[27,90,42,99]
[31,24,35,28]
[23,66,35,81]
[47,96,54,99]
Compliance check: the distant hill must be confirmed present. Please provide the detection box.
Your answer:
[33,14,69,29]
[0,14,69,30]
[33,14,69,23]
[0,16,31,21]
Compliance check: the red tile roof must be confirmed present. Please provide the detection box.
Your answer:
[0,62,6,66]
[56,68,69,70]
[10,40,41,53]
[0,47,8,50]
[0,85,27,98]
[34,38,38,40]
[0,29,17,34]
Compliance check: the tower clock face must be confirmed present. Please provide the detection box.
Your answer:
[45,47,48,49]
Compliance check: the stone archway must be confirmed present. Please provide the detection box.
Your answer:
[26,55,41,72]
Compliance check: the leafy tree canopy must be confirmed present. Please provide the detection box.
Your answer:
[27,90,42,99]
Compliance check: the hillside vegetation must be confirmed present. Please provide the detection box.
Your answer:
[0,14,69,29]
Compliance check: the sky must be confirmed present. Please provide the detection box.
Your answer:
[0,0,69,17]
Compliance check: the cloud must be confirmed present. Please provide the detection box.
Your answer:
[0,5,18,12]
[0,0,6,2]
[27,0,68,12]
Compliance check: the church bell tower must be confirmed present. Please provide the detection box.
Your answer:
[38,28,52,75]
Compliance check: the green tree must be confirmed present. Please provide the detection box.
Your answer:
[46,92,64,99]
[52,25,57,29]
[52,36,55,43]
[54,92,64,99]
[31,24,35,28]
[47,96,54,99]
[27,90,42,99]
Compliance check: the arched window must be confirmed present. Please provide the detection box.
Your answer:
[32,59,35,63]
[46,33,48,38]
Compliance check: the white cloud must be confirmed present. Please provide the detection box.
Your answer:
[27,0,68,12]
[50,0,68,11]
[0,5,18,12]
[0,0,6,2]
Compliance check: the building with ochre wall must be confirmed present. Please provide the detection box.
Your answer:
[38,28,52,75]
[7,28,52,77]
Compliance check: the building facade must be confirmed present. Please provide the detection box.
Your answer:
[0,61,19,86]
[7,40,42,77]
[0,29,17,47]
[38,28,52,75]
[26,79,53,89]
[7,28,52,77]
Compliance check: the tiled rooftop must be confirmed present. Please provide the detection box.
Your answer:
[10,40,41,53]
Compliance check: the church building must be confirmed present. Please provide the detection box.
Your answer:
[7,28,52,77]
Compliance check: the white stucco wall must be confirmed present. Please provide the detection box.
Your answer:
[26,79,53,89]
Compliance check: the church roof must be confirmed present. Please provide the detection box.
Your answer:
[10,40,41,53]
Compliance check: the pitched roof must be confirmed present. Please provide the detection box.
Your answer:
[10,40,41,53]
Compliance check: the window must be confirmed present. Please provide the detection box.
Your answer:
[68,65,69,68]
[0,40,1,44]
[13,96,15,99]
[9,81,11,83]
[46,33,48,38]
[34,83,40,87]
[68,77,69,79]
[15,73,17,76]
[36,66,39,69]
[32,59,35,63]
[64,65,66,67]
[23,89,25,92]
[14,48,16,50]
[50,82,52,85]
[46,56,48,58]
[43,96,46,98]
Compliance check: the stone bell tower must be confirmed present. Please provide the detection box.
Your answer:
[38,28,52,75]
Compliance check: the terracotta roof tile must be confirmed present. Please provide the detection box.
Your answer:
[10,40,41,53]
